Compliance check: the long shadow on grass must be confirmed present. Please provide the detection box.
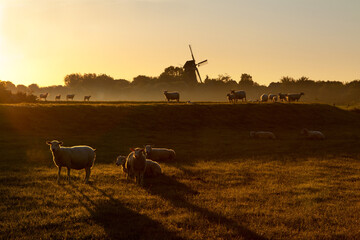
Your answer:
[61,184,183,240]
[144,174,267,240]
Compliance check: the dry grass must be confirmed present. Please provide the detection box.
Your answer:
[1,102,360,239]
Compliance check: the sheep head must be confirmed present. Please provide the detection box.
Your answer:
[116,156,127,166]
[46,140,63,152]
[130,148,145,160]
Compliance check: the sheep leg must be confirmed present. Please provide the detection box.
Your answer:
[67,167,71,183]
[57,167,61,183]
[85,168,91,184]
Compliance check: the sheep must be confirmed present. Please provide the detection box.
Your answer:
[250,131,276,139]
[164,91,180,102]
[227,93,236,103]
[260,94,268,102]
[286,92,304,102]
[126,148,147,185]
[46,140,96,184]
[84,95,91,101]
[55,95,61,101]
[39,93,48,101]
[145,145,176,162]
[116,155,162,178]
[66,94,75,101]
[269,94,278,102]
[230,90,246,102]
[278,93,288,102]
[301,128,325,140]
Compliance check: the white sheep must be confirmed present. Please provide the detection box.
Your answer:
[66,94,75,101]
[278,93,288,101]
[84,95,91,101]
[301,128,325,140]
[250,131,276,139]
[163,91,180,102]
[145,145,176,162]
[230,90,246,102]
[126,148,147,185]
[55,95,61,101]
[269,94,278,102]
[39,93,48,101]
[46,140,96,183]
[116,155,162,178]
[286,92,304,102]
[260,94,268,102]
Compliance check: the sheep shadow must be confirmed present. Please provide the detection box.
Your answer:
[61,184,183,240]
[144,174,267,240]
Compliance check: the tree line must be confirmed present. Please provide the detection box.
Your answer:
[1,66,359,104]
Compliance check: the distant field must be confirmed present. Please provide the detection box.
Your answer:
[1,102,360,239]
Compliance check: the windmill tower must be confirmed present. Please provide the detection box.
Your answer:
[183,45,208,84]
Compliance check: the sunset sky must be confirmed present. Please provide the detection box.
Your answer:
[0,0,359,87]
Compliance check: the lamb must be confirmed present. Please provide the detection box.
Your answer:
[301,128,325,140]
[46,140,96,184]
[55,95,61,101]
[39,93,48,101]
[116,155,162,178]
[230,90,246,102]
[126,148,147,185]
[250,131,276,139]
[66,94,75,101]
[164,91,180,102]
[286,92,304,102]
[145,145,176,162]
[278,93,288,102]
[84,95,91,101]
[227,93,236,103]
[269,94,278,102]
[260,94,268,102]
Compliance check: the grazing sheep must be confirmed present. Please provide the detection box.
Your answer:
[227,93,236,103]
[46,140,96,184]
[301,128,325,140]
[66,94,75,101]
[230,90,246,102]
[39,93,48,101]
[116,155,162,178]
[278,93,288,102]
[286,92,304,102]
[145,145,176,162]
[260,94,268,102]
[250,131,276,139]
[55,95,61,101]
[163,91,180,102]
[269,94,278,102]
[126,148,147,185]
[84,95,91,101]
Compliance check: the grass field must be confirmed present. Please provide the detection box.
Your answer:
[1,102,360,239]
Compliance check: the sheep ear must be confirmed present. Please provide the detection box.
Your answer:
[130,148,135,152]
[46,141,51,145]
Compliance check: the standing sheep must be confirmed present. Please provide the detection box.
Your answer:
[145,145,176,162]
[39,93,49,101]
[269,94,278,102]
[230,90,246,102]
[55,95,61,101]
[260,94,268,102]
[126,148,147,185]
[46,140,96,184]
[278,93,288,102]
[163,91,180,102]
[116,155,162,178]
[286,92,304,102]
[301,128,325,140]
[84,95,91,101]
[66,94,75,101]
[250,131,276,139]
[227,93,236,103]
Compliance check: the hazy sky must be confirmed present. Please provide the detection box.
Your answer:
[0,0,359,87]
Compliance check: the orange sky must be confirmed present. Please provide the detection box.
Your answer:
[0,0,359,87]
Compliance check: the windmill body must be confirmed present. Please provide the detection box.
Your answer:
[183,45,207,84]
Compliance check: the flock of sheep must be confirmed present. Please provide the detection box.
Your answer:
[46,140,175,185]
[46,127,324,185]
[226,91,305,103]
[39,93,91,101]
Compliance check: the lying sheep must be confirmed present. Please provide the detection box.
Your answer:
[250,131,276,139]
[116,155,162,178]
[301,128,325,140]
[230,90,246,102]
[260,94,268,102]
[164,91,180,102]
[46,140,96,183]
[126,148,146,185]
[145,145,176,162]
[286,92,304,102]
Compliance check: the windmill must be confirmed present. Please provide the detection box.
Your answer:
[183,45,208,84]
